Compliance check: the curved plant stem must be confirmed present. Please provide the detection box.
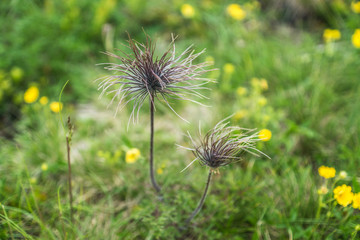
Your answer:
[150,97,161,194]
[186,169,212,224]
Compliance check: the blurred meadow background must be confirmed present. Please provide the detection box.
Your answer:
[1,0,360,239]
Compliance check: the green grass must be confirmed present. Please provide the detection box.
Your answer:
[1,0,360,239]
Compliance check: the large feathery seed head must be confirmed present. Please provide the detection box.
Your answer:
[97,34,213,123]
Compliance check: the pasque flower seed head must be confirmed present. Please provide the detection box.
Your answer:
[97,33,213,123]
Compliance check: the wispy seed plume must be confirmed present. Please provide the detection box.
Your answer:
[97,33,213,123]
[180,118,270,172]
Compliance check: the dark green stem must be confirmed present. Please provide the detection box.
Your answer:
[186,169,212,224]
[150,97,161,194]
[66,136,73,223]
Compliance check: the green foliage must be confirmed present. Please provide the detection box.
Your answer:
[1,0,360,239]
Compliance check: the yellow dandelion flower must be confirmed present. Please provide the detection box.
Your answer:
[318,166,336,179]
[339,171,347,179]
[236,87,247,96]
[260,78,268,90]
[157,168,164,175]
[352,29,360,48]
[181,4,195,18]
[351,1,360,13]
[50,102,63,113]
[333,184,353,207]
[258,97,267,106]
[317,186,328,195]
[259,129,271,141]
[125,148,141,164]
[227,4,246,20]
[233,110,248,120]
[24,86,39,103]
[223,63,235,74]
[39,96,48,105]
[323,29,341,43]
[353,193,360,209]
[41,163,48,171]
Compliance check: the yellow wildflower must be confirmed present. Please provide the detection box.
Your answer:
[323,29,341,43]
[352,29,360,48]
[233,110,248,120]
[30,177,37,184]
[351,1,360,13]
[339,170,347,179]
[181,4,195,18]
[24,86,39,103]
[333,184,353,207]
[260,78,268,90]
[125,148,141,164]
[39,96,48,105]
[227,4,246,20]
[258,97,267,106]
[41,163,48,171]
[223,63,235,74]
[251,77,260,88]
[50,102,63,113]
[353,193,360,209]
[259,129,271,141]
[356,225,360,231]
[10,67,24,81]
[318,166,336,179]
[156,163,165,175]
[1,80,11,91]
[157,168,164,175]
[317,186,328,195]
[236,87,247,96]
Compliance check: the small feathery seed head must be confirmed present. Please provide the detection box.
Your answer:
[180,118,269,171]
